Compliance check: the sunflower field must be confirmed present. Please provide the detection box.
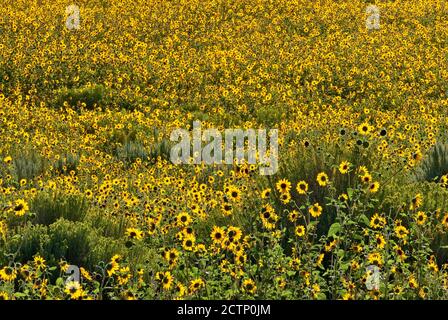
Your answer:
[1,0,448,300]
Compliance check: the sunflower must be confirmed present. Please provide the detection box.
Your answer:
[242,279,257,294]
[279,192,291,204]
[221,203,233,216]
[276,178,291,194]
[210,226,225,244]
[33,255,46,270]
[358,122,373,135]
[288,210,299,222]
[375,234,386,249]
[12,199,29,216]
[442,213,448,228]
[308,203,323,218]
[189,278,205,294]
[261,188,271,199]
[126,227,144,240]
[0,292,9,300]
[338,161,351,174]
[368,181,380,193]
[3,156,12,165]
[316,172,329,187]
[0,266,17,282]
[394,225,409,240]
[409,275,419,289]
[410,193,423,210]
[227,186,241,202]
[182,235,196,251]
[370,213,386,229]
[360,173,372,184]
[156,271,174,290]
[176,212,192,226]
[338,193,349,202]
[84,189,93,198]
[415,211,427,225]
[164,248,179,267]
[176,282,187,298]
[295,225,306,237]
[227,226,243,242]
[367,252,383,266]
[296,180,308,195]
[316,253,324,267]
[65,281,82,298]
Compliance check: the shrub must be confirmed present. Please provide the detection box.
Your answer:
[116,140,149,164]
[30,192,88,226]
[414,142,448,182]
[53,84,105,110]
[53,153,80,175]
[13,149,47,182]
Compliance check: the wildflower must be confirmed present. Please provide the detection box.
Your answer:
[12,199,29,216]
[415,211,427,225]
[182,235,196,251]
[368,181,380,193]
[295,225,305,237]
[309,203,323,218]
[338,161,351,174]
[276,179,291,194]
[33,255,46,270]
[189,278,205,294]
[316,172,329,187]
[210,226,225,244]
[296,181,308,194]
[394,225,409,240]
[370,213,386,229]
[410,193,423,210]
[261,188,271,199]
[126,227,144,240]
[367,252,383,266]
[242,279,257,294]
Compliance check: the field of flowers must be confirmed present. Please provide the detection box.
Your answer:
[1,0,448,300]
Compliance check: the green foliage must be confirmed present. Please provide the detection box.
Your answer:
[13,149,47,182]
[53,84,105,110]
[53,153,80,175]
[30,192,88,226]
[414,142,448,182]
[116,140,149,164]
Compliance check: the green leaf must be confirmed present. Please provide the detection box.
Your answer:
[56,277,64,286]
[328,222,341,237]
[360,214,370,226]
